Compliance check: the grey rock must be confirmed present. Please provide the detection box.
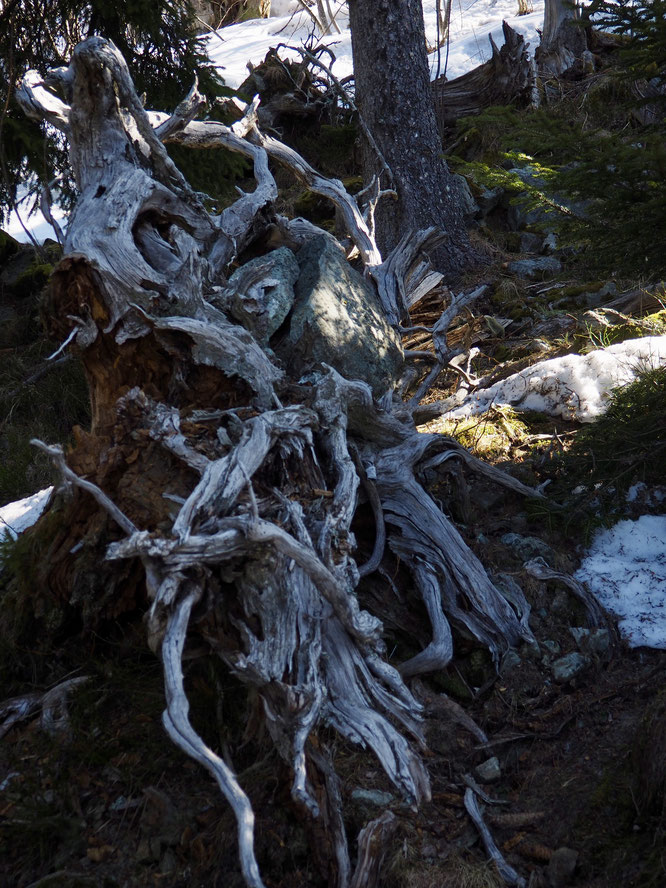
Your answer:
[275,235,403,396]
[476,184,504,217]
[541,639,561,656]
[159,848,177,874]
[520,640,542,660]
[569,627,590,647]
[453,173,480,221]
[506,164,588,231]
[508,256,562,280]
[583,281,617,308]
[475,756,501,783]
[351,788,395,807]
[550,589,570,614]
[547,846,578,887]
[570,626,610,655]
[228,247,299,344]
[501,533,556,562]
[519,232,543,253]
[551,652,589,683]
[501,649,522,674]
[589,628,611,655]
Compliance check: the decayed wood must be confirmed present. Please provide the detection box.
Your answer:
[464,788,526,887]
[432,22,535,130]
[536,0,589,79]
[17,36,550,887]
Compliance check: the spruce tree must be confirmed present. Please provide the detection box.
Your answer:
[0,0,227,227]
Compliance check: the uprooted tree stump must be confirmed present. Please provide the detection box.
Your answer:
[16,37,552,888]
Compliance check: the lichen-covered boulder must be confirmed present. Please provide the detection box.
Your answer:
[274,235,403,396]
[227,247,299,345]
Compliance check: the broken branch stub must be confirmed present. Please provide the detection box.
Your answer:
[19,36,538,887]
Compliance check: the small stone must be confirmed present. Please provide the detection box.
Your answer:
[519,232,542,253]
[550,589,570,614]
[526,338,551,353]
[569,627,590,648]
[583,281,617,308]
[475,756,501,783]
[476,185,503,217]
[350,788,394,807]
[136,838,152,863]
[552,652,589,683]
[501,533,555,562]
[508,256,562,280]
[520,640,542,660]
[159,848,177,874]
[501,650,522,674]
[541,639,561,656]
[547,846,578,887]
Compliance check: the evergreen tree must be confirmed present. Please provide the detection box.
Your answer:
[0,0,227,228]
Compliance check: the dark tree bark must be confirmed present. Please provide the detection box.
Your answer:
[347,0,472,275]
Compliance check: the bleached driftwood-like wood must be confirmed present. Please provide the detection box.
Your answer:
[464,788,526,887]
[162,586,266,888]
[536,0,589,78]
[350,811,398,888]
[523,558,610,629]
[18,36,551,887]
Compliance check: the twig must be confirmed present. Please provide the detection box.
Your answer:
[31,439,137,535]
[464,788,526,886]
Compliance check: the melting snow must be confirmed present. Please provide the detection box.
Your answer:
[576,516,666,649]
[446,336,666,422]
[0,487,52,542]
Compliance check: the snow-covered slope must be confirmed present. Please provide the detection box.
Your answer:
[445,336,666,423]
[576,515,666,649]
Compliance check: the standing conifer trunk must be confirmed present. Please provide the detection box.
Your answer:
[347,0,471,274]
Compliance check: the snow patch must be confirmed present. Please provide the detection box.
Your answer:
[575,515,666,649]
[205,0,545,89]
[0,487,53,543]
[446,336,666,422]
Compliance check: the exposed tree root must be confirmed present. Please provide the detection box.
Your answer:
[19,37,552,886]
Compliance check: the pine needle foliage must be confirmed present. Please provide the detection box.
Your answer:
[453,98,666,277]
[588,0,666,101]
[0,0,239,226]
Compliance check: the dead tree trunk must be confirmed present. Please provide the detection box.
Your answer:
[536,0,590,79]
[18,37,540,888]
[432,21,536,131]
